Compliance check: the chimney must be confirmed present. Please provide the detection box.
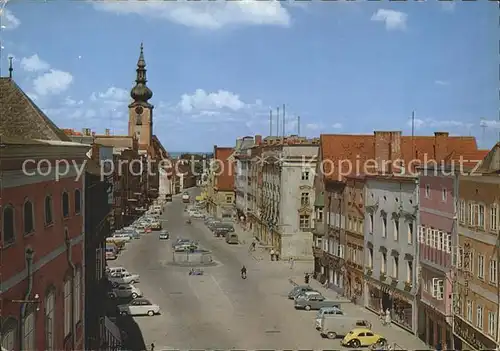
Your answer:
[255,135,262,145]
[105,128,110,136]
[374,131,402,173]
[434,132,449,161]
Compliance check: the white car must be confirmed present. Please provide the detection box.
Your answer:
[191,212,204,218]
[117,298,160,316]
[109,284,142,299]
[112,233,131,243]
[108,272,140,286]
[106,266,129,276]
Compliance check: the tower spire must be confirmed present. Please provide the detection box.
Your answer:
[130,42,153,104]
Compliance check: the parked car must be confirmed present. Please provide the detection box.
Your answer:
[106,266,129,276]
[105,250,117,260]
[159,230,170,240]
[225,233,239,244]
[109,284,142,299]
[341,328,385,348]
[321,318,373,340]
[294,293,340,310]
[288,285,314,299]
[117,298,160,316]
[315,306,345,330]
[295,290,323,301]
[150,221,162,230]
[214,228,229,238]
[112,233,132,243]
[191,212,204,219]
[108,272,140,286]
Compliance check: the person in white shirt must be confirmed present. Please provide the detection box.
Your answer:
[270,248,275,261]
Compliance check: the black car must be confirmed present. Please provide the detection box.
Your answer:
[214,228,229,238]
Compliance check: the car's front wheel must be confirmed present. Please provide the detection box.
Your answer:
[131,293,138,299]
[351,339,361,348]
[327,331,337,339]
[147,310,154,316]
[120,311,128,316]
[304,305,311,311]
[376,338,387,346]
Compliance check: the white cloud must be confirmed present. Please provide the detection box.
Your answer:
[93,0,291,29]
[407,118,473,130]
[178,89,247,113]
[332,122,343,129]
[64,96,84,106]
[90,87,130,103]
[435,80,449,86]
[33,70,74,96]
[20,54,50,72]
[0,9,21,30]
[371,9,407,31]
[480,120,500,129]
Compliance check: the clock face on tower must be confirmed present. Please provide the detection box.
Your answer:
[135,106,143,115]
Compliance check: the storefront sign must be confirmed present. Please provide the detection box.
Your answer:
[454,317,497,351]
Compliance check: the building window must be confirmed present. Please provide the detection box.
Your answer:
[381,253,387,274]
[478,255,485,279]
[469,202,478,226]
[459,200,466,223]
[407,222,414,244]
[336,244,344,258]
[74,189,81,214]
[64,279,72,336]
[446,234,452,253]
[442,188,447,201]
[431,229,437,248]
[225,195,232,204]
[488,312,497,337]
[45,292,55,350]
[393,218,399,241]
[300,192,310,206]
[316,208,323,223]
[425,184,430,198]
[392,256,399,279]
[299,215,310,231]
[478,204,485,229]
[490,204,498,232]
[23,200,35,235]
[23,312,35,351]
[45,195,53,225]
[466,300,473,322]
[382,215,387,238]
[476,305,484,329]
[406,260,413,283]
[2,205,15,245]
[368,248,373,268]
[432,278,444,300]
[62,192,70,218]
[301,169,309,180]
[74,269,81,323]
[489,260,498,285]
[1,326,15,350]
[369,213,374,233]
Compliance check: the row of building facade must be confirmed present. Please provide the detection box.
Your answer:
[203,131,500,350]
[0,44,195,350]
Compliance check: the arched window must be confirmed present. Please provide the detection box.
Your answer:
[45,291,55,350]
[22,311,35,350]
[2,205,15,244]
[74,189,81,215]
[23,200,34,234]
[1,317,17,350]
[62,192,69,218]
[45,196,53,225]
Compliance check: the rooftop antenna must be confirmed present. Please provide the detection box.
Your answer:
[297,116,301,136]
[8,56,13,79]
[480,118,487,142]
[282,104,286,137]
[276,106,280,138]
[411,111,415,158]
[269,109,273,137]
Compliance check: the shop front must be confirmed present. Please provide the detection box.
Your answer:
[345,270,364,305]
[418,301,453,349]
[365,278,415,333]
[453,316,498,351]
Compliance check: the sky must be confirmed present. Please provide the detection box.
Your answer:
[0,0,498,152]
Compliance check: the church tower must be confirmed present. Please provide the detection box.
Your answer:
[128,43,154,148]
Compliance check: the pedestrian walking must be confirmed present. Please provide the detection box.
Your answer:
[289,257,294,269]
[385,308,391,326]
[270,248,275,261]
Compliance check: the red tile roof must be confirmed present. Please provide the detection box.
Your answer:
[214,146,234,192]
[320,132,483,181]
